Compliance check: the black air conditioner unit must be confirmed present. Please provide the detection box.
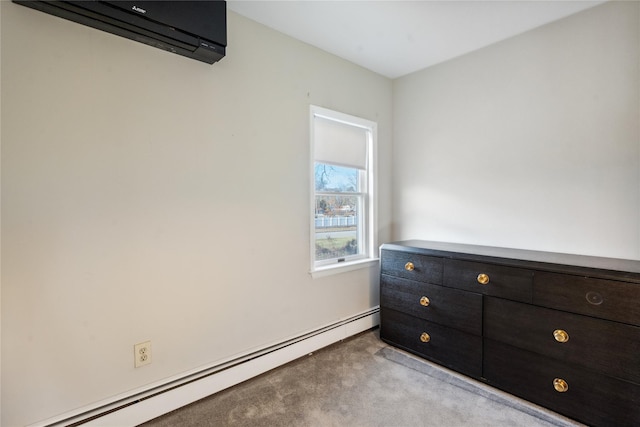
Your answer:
[13,0,227,64]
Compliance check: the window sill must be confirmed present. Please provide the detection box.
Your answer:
[310,257,379,279]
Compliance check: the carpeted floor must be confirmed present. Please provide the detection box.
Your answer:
[140,329,584,426]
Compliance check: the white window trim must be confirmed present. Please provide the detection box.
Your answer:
[310,258,380,278]
[309,105,378,278]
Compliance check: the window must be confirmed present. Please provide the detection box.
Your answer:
[310,105,377,275]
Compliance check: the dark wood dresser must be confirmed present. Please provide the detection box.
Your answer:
[379,240,640,427]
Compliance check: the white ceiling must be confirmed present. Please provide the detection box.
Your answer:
[227,0,607,79]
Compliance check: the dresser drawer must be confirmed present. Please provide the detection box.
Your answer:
[380,308,482,378]
[380,249,443,284]
[484,297,640,383]
[381,275,482,335]
[443,259,533,302]
[484,339,640,427]
[534,272,640,326]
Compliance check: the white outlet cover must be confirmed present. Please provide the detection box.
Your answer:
[134,341,152,368]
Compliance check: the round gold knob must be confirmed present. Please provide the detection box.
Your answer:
[553,378,569,393]
[420,332,430,343]
[419,296,430,307]
[553,329,569,343]
[477,273,490,285]
[404,262,415,271]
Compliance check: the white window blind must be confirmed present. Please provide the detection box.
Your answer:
[313,116,368,170]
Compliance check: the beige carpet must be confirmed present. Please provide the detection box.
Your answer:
[140,329,583,426]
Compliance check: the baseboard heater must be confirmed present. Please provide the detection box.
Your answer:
[29,307,380,427]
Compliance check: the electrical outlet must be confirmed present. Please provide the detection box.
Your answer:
[134,341,152,368]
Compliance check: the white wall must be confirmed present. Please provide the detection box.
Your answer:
[393,1,640,259]
[0,4,392,426]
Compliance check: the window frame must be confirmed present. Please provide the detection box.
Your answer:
[309,105,378,277]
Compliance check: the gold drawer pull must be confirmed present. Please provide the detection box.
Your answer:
[553,378,569,393]
[404,262,415,271]
[419,296,430,307]
[477,273,490,285]
[553,329,569,343]
[420,332,431,343]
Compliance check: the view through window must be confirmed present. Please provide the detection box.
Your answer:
[314,163,363,261]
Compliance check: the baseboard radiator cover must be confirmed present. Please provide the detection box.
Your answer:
[28,307,380,427]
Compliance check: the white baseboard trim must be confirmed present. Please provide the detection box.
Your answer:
[31,307,380,427]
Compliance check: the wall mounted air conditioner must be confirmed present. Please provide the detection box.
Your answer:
[13,1,227,64]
